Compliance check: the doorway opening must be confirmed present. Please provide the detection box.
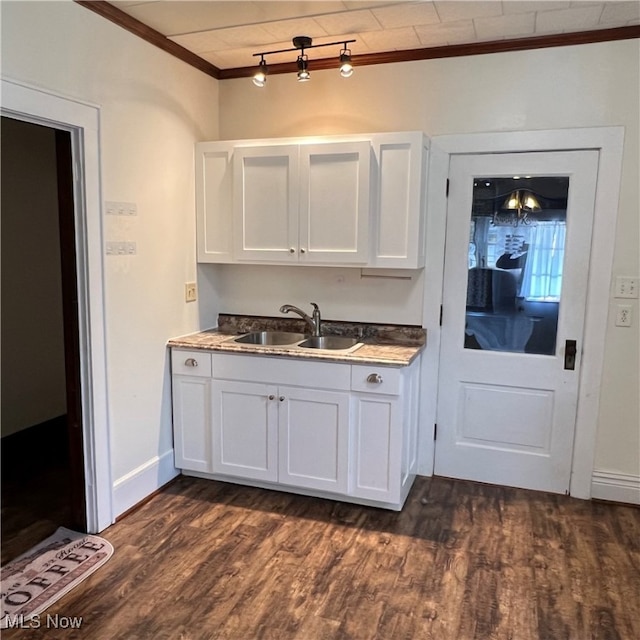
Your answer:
[1,116,86,563]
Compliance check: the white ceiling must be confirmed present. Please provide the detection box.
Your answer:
[112,1,640,70]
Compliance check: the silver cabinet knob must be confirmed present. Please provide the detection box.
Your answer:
[290,248,296,254]
[268,394,275,400]
[279,396,285,402]
[185,358,198,367]
[300,248,306,254]
[366,373,383,384]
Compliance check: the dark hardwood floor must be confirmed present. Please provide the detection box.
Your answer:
[2,475,639,639]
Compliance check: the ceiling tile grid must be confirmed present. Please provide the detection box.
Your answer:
[112,0,640,70]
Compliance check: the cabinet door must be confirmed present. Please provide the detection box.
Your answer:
[371,132,428,269]
[172,376,211,473]
[233,145,299,262]
[196,142,234,263]
[298,141,370,264]
[211,380,278,482]
[351,394,402,503]
[278,386,349,493]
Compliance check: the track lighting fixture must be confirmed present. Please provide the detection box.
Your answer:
[252,36,356,86]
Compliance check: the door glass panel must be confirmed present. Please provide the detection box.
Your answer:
[464,176,569,355]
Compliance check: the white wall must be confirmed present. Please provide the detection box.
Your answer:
[218,40,640,481]
[1,0,219,515]
[1,118,66,436]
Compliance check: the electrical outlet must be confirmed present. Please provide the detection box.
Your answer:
[614,276,639,299]
[615,305,632,327]
[185,282,197,302]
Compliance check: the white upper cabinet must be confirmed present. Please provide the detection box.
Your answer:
[233,145,299,262]
[298,141,370,264]
[370,132,428,269]
[195,132,428,268]
[195,141,234,263]
[234,141,370,264]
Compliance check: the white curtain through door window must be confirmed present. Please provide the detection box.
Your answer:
[521,221,566,301]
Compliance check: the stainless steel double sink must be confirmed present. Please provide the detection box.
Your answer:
[230,331,362,353]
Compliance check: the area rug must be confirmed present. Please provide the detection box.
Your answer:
[1,527,113,629]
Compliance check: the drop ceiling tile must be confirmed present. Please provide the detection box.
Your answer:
[600,1,640,24]
[415,19,476,46]
[503,1,570,14]
[535,5,604,32]
[117,1,255,35]
[474,12,536,40]
[314,8,383,34]
[170,31,235,54]
[213,24,283,49]
[434,1,503,23]
[371,2,439,29]
[358,26,423,51]
[262,17,329,42]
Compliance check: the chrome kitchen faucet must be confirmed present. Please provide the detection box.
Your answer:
[279,302,322,337]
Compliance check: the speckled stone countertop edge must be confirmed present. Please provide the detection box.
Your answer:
[167,326,425,367]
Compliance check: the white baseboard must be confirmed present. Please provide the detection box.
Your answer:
[112,449,180,518]
[591,470,640,505]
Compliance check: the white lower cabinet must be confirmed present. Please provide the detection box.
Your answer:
[171,350,213,473]
[171,350,420,510]
[211,380,278,482]
[278,386,350,493]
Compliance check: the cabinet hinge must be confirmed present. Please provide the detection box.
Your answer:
[446,178,450,197]
[439,305,443,326]
[434,423,437,440]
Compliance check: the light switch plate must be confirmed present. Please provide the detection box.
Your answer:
[614,276,639,299]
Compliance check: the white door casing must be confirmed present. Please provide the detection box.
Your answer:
[1,78,113,532]
[435,150,599,494]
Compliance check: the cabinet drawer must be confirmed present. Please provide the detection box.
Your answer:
[213,353,350,390]
[351,365,401,395]
[172,349,212,377]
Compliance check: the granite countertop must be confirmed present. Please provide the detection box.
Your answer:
[167,314,426,367]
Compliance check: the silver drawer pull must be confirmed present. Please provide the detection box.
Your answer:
[184,358,198,367]
[366,373,383,384]
[268,395,275,400]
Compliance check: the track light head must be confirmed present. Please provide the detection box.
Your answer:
[339,47,353,78]
[297,54,310,82]
[252,57,268,87]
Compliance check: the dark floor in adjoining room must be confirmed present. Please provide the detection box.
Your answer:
[1,417,74,565]
[2,473,639,640]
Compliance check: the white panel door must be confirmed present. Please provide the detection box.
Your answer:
[351,394,402,502]
[278,386,349,493]
[298,141,370,264]
[435,150,599,494]
[233,145,299,261]
[172,376,211,473]
[211,380,278,482]
[195,142,233,263]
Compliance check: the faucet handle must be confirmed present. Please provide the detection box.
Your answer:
[310,302,319,310]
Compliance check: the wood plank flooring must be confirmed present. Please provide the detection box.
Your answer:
[2,475,639,639]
